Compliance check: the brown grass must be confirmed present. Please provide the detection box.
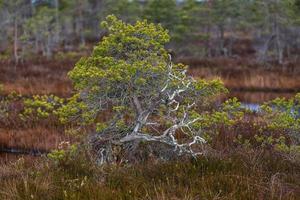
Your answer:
[1,58,300,97]
[0,149,299,200]
[0,60,74,96]
[189,66,300,92]
[228,91,295,103]
[0,127,68,151]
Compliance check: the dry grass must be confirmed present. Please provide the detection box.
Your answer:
[0,60,74,96]
[1,58,300,97]
[0,127,68,151]
[0,150,299,200]
[189,66,300,91]
[228,91,295,103]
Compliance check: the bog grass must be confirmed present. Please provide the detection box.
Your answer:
[0,149,299,200]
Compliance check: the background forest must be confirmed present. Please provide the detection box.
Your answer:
[1,0,300,64]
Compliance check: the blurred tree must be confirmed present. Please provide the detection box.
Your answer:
[250,0,300,64]
[143,0,201,56]
[0,0,299,62]
[296,0,300,11]
[144,0,179,31]
[0,0,31,63]
[102,0,142,23]
[63,0,91,46]
[23,6,57,59]
[175,0,210,57]
[209,0,243,56]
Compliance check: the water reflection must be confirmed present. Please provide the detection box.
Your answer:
[241,103,260,112]
[230,90,299,112]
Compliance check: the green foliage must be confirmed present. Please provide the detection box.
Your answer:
[67,15,172,125]
[235,134,285,150]
[48,149,66,164]
[70,15,169,90]
[0,95,10,120]
[235,133,300,162]
[57,94,95,125]
[254,93,300,159]
[66,15,227,141]
[48,142,78,166]
[192,97,244,142]
[230,94,300,160]
[20,94,64,121]
[261,93,300,143]
[0,90,22,121]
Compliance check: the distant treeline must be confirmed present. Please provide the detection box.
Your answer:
[0,0,300,64]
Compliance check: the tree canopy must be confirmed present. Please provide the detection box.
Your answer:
[65,15,233,163]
